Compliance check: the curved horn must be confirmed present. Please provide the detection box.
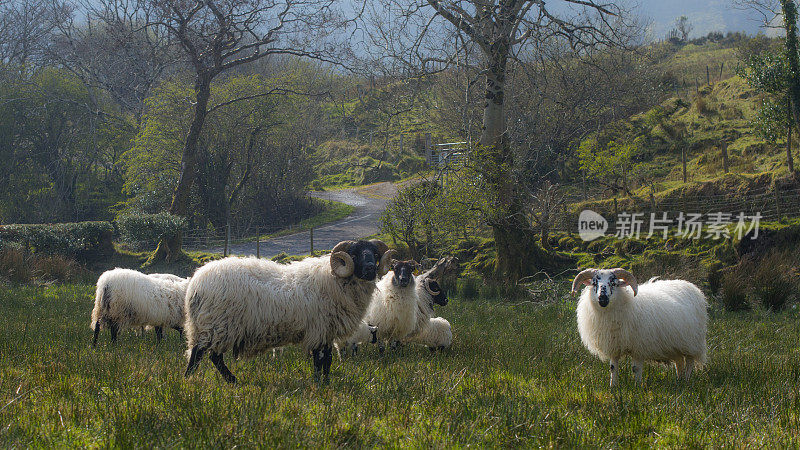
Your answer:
[571,268,597,295]
[423,277,440,296]
[330,251,355,278]
[612,268,638,296]
[368,239,389,256]
[332,240,356,254]
[378,249,398,276]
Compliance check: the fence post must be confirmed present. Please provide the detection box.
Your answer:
[425,133,432,165]
[721,142,729,174]
[775,188,783,221]
[310,227,314,255]
[682,146,687,183]
[706,65,710,85]
[224,218,230,257]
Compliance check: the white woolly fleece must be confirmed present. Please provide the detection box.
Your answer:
[184,255,377,358]
[90,268,188,331]
[365,271,420,343]
[576,279,708,366]
[407,317,452,349]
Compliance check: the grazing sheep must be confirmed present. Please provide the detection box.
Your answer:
[572,268,708,387]
[365,259,422,353]
[91,269,188,346]
[183,239,395,384]
[334,321,378,358]
[407,317,452,351]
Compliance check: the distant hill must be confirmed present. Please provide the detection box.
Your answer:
[631,0,776,39]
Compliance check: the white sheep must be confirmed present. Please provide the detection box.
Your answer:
[90,269,188,346]
[364,259,421,353]
[407,271,449,341]
[334,321,378,358]
[406,317,452,351]
[183,239,395,384]
[572,268,708,387]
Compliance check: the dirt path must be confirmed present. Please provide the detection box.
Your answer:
[217,182,400,257]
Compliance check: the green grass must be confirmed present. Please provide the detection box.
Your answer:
[3,284,800,446]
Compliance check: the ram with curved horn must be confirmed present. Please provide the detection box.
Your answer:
[183,239,394,384]
[573,267,707,388]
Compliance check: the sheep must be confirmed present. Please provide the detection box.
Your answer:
[406,258,452,341]
[91,269,188,346]
[572,268,708,387]
[406,317,452,351]
[364,259,422,353]
[183,239,395,384]
[334,321,378,358]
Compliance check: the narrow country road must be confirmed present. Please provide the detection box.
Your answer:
[216,182,399,257]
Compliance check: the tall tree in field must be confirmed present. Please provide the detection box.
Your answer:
[63,0,351,261]
[367,0,629,279]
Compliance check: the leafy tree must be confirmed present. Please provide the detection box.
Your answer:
[578,138,638,196]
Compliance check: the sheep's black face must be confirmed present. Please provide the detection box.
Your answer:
[391,260,416,287]
[428,280,448,306]
[348,241,380,281]
[592,271,619,308]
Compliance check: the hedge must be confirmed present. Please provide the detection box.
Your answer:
[117,213,188,250]
[0,221,114,259]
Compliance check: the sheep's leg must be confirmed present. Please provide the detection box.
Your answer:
[92,321,101,347]
[209,351,237,384]
[429,346,436,353]
[683,356,694,381]
[609,359,619,388]
[312,344,333,384]
[632,359,643,385]
[155,326,163,343]
[378,342,385,354]
[350,343,358,356]
[184,345,206,378]
[109,322,119,343]
[674,358,686,380]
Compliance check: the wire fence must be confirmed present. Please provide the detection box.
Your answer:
[552,184,800,234]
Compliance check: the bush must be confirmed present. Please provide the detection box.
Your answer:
[458,277,480,300]
[117,213,188,250]
[32,255,86,283]
[0,222,114,260]
[720,267,751,311]
[0,248,32,283]
[750,252,797,311]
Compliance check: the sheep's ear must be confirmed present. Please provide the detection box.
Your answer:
[612,268,639,296]
[378,249,398,276]
[571,268,596,295]
[330,251,355,278]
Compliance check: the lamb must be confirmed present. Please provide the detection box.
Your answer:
[572,268,708,387]
[183,239,395,384]
[91,269,188,346]
[334,321,378,357]
[364,259,422,353]
[407,317,452,351]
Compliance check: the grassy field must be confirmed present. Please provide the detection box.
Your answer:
[2,284,800,447]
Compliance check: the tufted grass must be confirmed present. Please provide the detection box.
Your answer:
[1,284,800,447]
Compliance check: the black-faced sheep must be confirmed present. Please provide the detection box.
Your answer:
[364,259,422,353]
[183,239,395,384]
[572,268,708,387]
[91,269,188,346]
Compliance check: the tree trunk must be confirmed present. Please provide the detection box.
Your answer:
[152,76,212,262]
[782,0,800,137]
[789,119,795,173]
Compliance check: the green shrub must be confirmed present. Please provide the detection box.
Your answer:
[0,222,114,259]
[458,277,480,300]
[117,213,188,250]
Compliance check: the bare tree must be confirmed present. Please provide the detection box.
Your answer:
[674,15,693,42]
[365,0,632,279]
[527,181,564,251]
